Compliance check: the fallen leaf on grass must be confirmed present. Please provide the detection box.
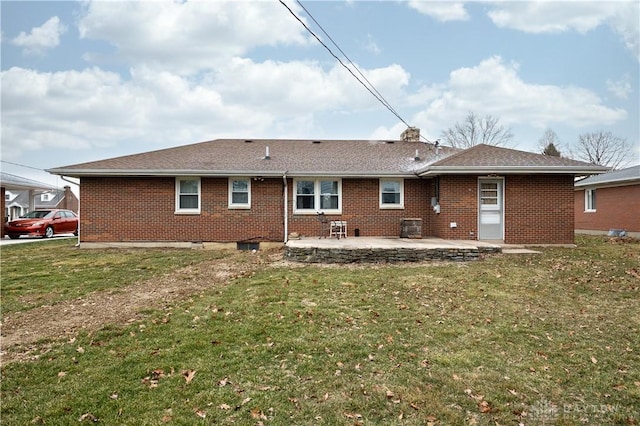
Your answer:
[250,408,267,420]
[194,409,206,419]
[182,369,196,383]
[591,356,598,364]
[78,413,99,422]
[57,371,66,378]
[218,377,230,387]
[478,400,492,413]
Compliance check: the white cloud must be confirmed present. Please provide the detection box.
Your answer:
[0,57,411,161]
[77,0,311,74]
[487,1,640,60]
[11,16,67,55]
[407,1,469,21]
[409,56,627,137]
[606,74,632,99]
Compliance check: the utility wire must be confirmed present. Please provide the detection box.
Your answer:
[1,160,45,171]
[279,0,411,129]
[295,0,405,123]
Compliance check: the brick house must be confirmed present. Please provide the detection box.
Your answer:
[574,165,640,237]
[47,128,607,246]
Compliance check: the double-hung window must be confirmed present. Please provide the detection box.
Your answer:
[585,188,596,212]
[175,177,201,214]
[294,178,341,214]
[229,178,251,209]
[379,179,404,209]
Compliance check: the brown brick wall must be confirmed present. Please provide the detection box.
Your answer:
[79,175,576,244]
[287,178,432,238]
[80,177,285,242]
[505,175,575,244]
[430,175,478,240]
[430,175,575,244]
[574,184,640,232]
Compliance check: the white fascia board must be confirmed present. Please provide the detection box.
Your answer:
[47,169,420,179]
[46,169,288,177]
[419,166,610,176]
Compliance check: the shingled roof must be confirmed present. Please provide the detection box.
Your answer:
[47,139,608,178]
[418,144,608,175]
[47,138,459,178]
[575,165,640,187]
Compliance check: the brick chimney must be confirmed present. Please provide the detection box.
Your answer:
[400,127,420,142]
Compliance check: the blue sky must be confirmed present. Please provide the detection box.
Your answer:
[1,0,639,188]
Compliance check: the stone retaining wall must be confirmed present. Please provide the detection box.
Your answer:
[285,246,500,263]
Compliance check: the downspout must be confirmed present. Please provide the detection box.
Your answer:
[61,176,80,247]
[282,173,288,243]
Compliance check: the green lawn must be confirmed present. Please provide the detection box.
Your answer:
[1,236,639,425]
[0,239,218,316]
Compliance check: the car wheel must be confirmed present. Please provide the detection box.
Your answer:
[44,226,54,238]
[8,234,20,239]
[73,228,79,236]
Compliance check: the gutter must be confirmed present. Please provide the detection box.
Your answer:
[283,173,288,243]
[419,166,610,176]
[60,176,81,247]
[46,169,422,179]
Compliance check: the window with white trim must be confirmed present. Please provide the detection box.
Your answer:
[229,178,251,209]
[175,177,201,214]
[294,178,341,213]
[585,188,596,212]
[379,179,404,209]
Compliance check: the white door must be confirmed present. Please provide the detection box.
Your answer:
[478,178,504,240]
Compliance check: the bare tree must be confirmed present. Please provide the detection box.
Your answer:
[572,131,630,169]
[538,128,562,156]
[441,112,514,148]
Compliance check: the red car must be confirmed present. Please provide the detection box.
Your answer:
[4,209,78,239]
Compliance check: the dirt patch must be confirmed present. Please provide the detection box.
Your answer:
[0,250,281,364]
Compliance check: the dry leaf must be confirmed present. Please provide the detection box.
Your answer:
[57,371,66,378]
[219,403,231,410]
[194,409,206,419]
[386,390,394,399]
[78,413,98,422]
[110,393,118,400]
[218,377,229,387]
[241,397,252,406]
[591,356,598,364]
[182,369,196,384]
[76,347,85,354]
[478,400,491,413]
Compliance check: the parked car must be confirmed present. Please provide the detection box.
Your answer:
[4,209,78,239]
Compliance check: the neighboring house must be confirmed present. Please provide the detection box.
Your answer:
[4,187,79,221]
[1,172,78,238]
[47,128,607,246]
[574,165,640,237]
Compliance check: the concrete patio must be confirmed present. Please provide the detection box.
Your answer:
[284,237,534,263]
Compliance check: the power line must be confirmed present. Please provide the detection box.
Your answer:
[295,0,405,123]
[278,0,412,129]
[1,160,45,172]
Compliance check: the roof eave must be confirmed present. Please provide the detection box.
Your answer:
[419,166,609,176]
[47,169,421,179]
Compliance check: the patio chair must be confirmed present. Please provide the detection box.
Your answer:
[317,212,330,238]
[330,220,347,239]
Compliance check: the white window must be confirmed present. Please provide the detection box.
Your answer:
[175,177,201,214]
[379,179,404,209]
[229,178,251,209]
[40,193,55,202]
[294,178,341,214]
[585,188,596,212]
